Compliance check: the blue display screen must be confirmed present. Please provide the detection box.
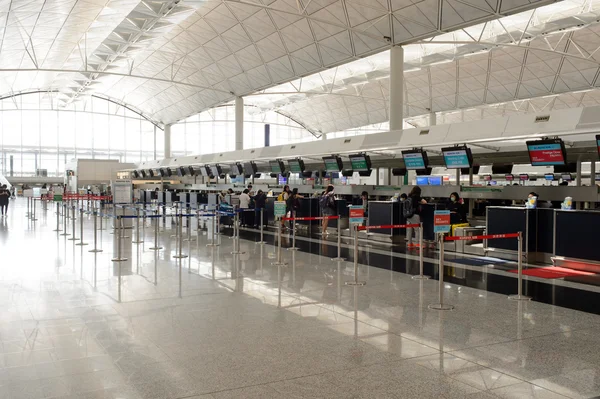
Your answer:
[545,174,555,181]
[404,152,426,170]
[443,149,470,168]
[428,176,442,186]
[416,176,429,185]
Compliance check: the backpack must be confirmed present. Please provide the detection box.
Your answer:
[403,197,415,218]
[319,194,328,209]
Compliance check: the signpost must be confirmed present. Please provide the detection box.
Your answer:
[433,210,451,234]
[274,201,287,219]
[349,206,364,225]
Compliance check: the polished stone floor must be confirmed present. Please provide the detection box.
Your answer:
[1,199,600,398]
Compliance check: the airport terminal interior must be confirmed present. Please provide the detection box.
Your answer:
[3,0,600,397]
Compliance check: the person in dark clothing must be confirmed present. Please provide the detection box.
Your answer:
[253,190,267,228]
[447,192,466,223]
[286,188,303,229]
[406,186,427,249]
[0,185,9,216]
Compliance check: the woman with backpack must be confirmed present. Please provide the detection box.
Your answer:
[405,186,427,249]
[278,185,291,230]
[320,185,336,235]
[286,188,303,230]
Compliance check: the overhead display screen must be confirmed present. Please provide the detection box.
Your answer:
[322,156,343,172]
[210,165,222,178]
[348,153,371,171]
[401,150,428,170]
[505,174,514,182]
[269,160,284,174]
[287,159,304,173]
[519,174,529,181]
[526,138,567,166]
[442,145,473,169]
[243,162,257,175]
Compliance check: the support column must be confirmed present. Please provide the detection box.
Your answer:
[153,125,157,160]
[235,96,243,151]
[389,46,404,131]
[321,133,327,141]
[164,124,171,159]
[430,112,436,126]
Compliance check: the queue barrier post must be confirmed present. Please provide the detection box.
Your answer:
[53,202,62,232]
[288,211,299,251]
[173,213,188,259]
[231,208,244,255]
[76,209,88,246]
[149,209,163,251]
[132,208,143,244]
[272,223,287,266]
[508,231,531,301]
[31,198,37,221]
[26,197,30,218]
[428,233,454,311]
[206,213,219,247]
[112,216,127,263]
[89,210,103,253]
[68,206,79,241]
[256,208,266,245]
[60,204,70,236]
[331,216,345,261]
[411,222,430,280]
[345,225,365,286]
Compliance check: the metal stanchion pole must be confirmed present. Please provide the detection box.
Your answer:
[149,210,163,250]
[429,234,454,310]
[509,232,532,301]
[132,208,143,244]
[288,211,299,251]
[60,204,69,236]
[112,216,127,263]
[331,217,345,261]
[76,209,88,246]
[68,206,79,241]
[173,213,188,259]
[272,224,287,266]
[412,222,430,280]
[346,226,365,286]
[31,198,37,221]
[26,197,30,217]
[207,213,219,247]
[256,208,266,245]
[89,211,103,253]
[53,202,61,232]
[231,209,244,255]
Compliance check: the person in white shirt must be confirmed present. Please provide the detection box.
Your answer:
[239,189,251,227]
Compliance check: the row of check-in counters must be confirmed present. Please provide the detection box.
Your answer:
[139,189,600,266]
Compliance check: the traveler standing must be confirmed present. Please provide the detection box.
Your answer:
[0,185,10,217]
[405,186,427,249]
[253,190,267,229]
[286,188,303,230]
[320,185,336,235]
[239,189,251,227]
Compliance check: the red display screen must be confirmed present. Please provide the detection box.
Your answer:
[526,139,567,166]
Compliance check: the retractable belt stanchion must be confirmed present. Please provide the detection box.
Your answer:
[31,198,37,221]
[26,197,30,218]
[288,211,299,251]
[184,206,193,242]
[272,223,287,266]
[89,210,103,253]
[231,209,244,255]
[411,222,430,280]
[68,206,78,241]
[428,233,454,311]
[149,209,163,251]
[508,232,531,301]
[132,208,143,244]
[331,217,344,261]
[112,216,127,264]
[53,202,62,232]
[173,212,188,259]
[256,208,266,245]
[76,209,88,246]
[206,212,219,247]
[345,225,365,286]
[60,204,69,236]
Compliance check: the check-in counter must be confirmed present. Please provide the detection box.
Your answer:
[487,207,537,256]
[367,201,402,236]
[555,210,600,262]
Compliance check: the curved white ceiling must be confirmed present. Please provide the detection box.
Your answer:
[0,0,556,126]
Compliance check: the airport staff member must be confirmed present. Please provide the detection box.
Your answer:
[447,192,466,223]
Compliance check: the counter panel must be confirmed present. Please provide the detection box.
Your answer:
[556,210,600,261]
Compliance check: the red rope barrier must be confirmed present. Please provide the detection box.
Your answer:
[281,216,340,221]
[357,223,420,231]
[444,233,519,241]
